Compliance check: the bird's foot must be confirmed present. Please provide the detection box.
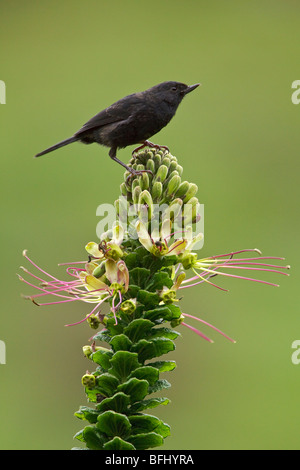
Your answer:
[126,169,153,185]
[132,141,169,155]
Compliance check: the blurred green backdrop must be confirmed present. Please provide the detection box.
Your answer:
[1,0,299,450]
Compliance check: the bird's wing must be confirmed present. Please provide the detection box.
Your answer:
[74,93,144,136]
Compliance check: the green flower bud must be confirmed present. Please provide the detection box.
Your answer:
[175,181,190,198]
[120,182,127,196]
[161,156,170,168]
[166,170,179,184]
[81,373,96,389]
[152,181,163,202]
[139,172,150,190]
[92,263,106,278]
[154,165,168,183]
[176,164,183,176]
[136,164,145,172]
[169,160,178,173]
[146,150,154,160]
[83,345,110,358]
[131,178,140,190]
[120,299,136,314]
[153,153,161,169]
[138,190,153,221]
[183,183,198,203]
[167,175,181,197]
[161,288,177,304]
[178,251,198,270]
[87,314,100,329]
[146,158,155,173]
[110,282,126,295]
[182,197,200,225]
[115,197,129,223]
[167,198,183,221]
[82,345,93,358]
[133,185,142,204]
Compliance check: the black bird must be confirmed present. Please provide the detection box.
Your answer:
[35,81,199,175]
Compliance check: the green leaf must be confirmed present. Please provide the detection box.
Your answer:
[97,410,131,438]
[165,303,182,321]
[148,379,171,394]
[124,252,138,270]
[146,271,173,291]
[123,318,155,343]
[105,317,125,336]
[92,330,111,343]
[129,267,151,289]
[126,284,140,299]
[74,406,99,424]
[130,397,170,413]
[129,414,170,438]
[143,306,172,322]
[76,426,107,450]
[117,378,149,403]
[131,337,175,362]
[137,290,160,308]
[110,334,132,352]
[96,392,130,414]
[96,373,120,397]
[128,366,159,386]
[148,360,177,372]
[127,432,163,450]
[135,246,150,263]
[161,254,178,266]
[91,350,113,369]
[149,326,181,340]
[103,436,135,450]
[108,351,141,381]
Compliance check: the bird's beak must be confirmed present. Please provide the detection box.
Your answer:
[183,83,201,95]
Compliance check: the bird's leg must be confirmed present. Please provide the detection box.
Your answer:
[132,140,169,155]
[109,147,153,179]
[109,147,136,174]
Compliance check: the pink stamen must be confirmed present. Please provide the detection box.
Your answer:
[65,296,110,327]
[208,265,290,276]
[22,250,60,282]
[181,322,213,343]
[183,313,235,343]
[179,277,228,291]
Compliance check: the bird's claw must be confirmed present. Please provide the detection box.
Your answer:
[126,169,153,185]
[132,141,169,156]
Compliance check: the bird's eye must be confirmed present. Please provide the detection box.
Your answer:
[171,86,178,92]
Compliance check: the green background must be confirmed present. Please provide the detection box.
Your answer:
[1,0,299,450]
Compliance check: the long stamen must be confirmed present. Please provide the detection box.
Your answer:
[192,266,281,287]
[183,313,235,343]
[65,296,110,327]
[22,250,60,282]
[179,269,228,291]
[207,265,290,276]
[181,322,213,343]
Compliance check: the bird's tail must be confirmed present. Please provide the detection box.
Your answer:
[35,136,78,157]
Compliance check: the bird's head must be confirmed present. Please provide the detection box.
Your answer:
[148,81,200,107]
